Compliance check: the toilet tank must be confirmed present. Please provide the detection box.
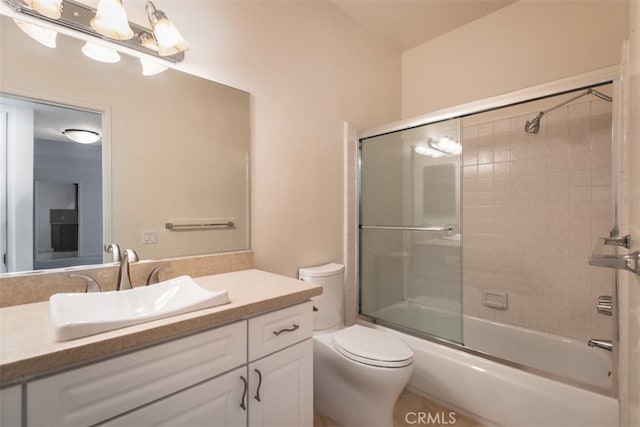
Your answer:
[299,263,345,331]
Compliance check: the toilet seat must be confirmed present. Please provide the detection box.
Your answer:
[332,325,413,368]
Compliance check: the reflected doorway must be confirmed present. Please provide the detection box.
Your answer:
[0,95,103,273]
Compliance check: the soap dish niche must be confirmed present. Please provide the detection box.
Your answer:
[483,290,508,310]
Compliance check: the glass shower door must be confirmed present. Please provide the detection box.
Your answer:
[359,118,463,343]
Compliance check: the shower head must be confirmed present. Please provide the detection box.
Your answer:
[524,112,544,134]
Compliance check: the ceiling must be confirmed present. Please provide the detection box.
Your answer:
[331,0,516,51]
[1,96,101,144]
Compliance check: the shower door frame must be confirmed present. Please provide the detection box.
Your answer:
[355,65,622,397]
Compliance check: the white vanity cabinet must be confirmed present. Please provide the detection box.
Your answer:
[247,301,314,427]
[23,301,314,427]
[0,384,22,426]
[27,321,247,426]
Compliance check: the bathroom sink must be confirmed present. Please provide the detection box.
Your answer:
[50,275,230,341]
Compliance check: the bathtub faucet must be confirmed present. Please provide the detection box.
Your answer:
[588,339,612,352]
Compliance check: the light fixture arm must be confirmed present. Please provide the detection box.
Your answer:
[2,0,185,63]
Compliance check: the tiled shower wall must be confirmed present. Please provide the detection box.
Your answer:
[461,98,615,341]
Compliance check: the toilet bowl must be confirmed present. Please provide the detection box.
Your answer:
[299,263,414,427]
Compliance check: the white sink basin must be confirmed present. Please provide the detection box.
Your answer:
[50,275,229,342]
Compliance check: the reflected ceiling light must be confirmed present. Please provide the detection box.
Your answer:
[62,129,101,144]
[140,57,168,76]
[23,0,62,19]
[146,1,189,56]
[13,18,57,48]
[81,41,121,63]
[90,0,134,40]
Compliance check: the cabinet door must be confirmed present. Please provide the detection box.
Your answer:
[102,367,248,427]
[249,339,313,427]
[0,385,22,427]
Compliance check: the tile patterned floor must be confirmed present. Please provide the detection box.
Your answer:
[314,389,484,427]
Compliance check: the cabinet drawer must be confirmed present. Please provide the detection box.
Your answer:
[27,321,247,426]
[248,301,313,360]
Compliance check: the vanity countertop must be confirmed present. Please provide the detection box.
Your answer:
[0,269,322,384]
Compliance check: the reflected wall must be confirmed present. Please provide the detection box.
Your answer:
[0,14,250,265]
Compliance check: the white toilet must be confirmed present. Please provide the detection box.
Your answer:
[299,263,414,427]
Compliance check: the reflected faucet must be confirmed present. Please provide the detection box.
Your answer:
[588,339,613,352]
[106,243,121,263]
[117,249,139,291]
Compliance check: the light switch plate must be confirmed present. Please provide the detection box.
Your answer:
[142,229,157,244]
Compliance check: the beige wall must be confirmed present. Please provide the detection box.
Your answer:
[401,0,628,118]
[162,1,401,277]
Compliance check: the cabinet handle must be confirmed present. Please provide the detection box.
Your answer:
[254,369,263,402]
[240,376,248,410]
[273,324,299,336]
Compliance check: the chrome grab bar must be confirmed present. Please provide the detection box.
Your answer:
[360,225,455,232]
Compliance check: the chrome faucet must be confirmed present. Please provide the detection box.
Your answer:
[588,339,613,352]
[117,249,139,291]
[146,263,168,286]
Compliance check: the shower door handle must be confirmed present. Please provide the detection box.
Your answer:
[360,225,454,232]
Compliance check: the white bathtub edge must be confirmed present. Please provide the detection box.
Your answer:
[375,324,619,427]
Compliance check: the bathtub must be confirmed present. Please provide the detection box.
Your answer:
[368,301,618,426]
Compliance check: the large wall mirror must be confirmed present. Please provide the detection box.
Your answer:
[0,13,250,275]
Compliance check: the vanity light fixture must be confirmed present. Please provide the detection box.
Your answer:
[145,1,189,56]
[414,137,462,158]
[81,41,121,63]
[13,18,57,47]
[414,145,444,158]
[138,30,159,51]
[428,136,462,156]
[62,129,101,144]
[23,0,62,19]
[2,0,187,65]
[90,0,133,41]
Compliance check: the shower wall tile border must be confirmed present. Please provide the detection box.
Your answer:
[343,121,359,326]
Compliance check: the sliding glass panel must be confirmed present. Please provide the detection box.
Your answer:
[360,118,462,344]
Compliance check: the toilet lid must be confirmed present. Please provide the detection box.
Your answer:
[332,325,413,368]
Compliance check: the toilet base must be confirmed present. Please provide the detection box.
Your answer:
[313,332,413,427]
